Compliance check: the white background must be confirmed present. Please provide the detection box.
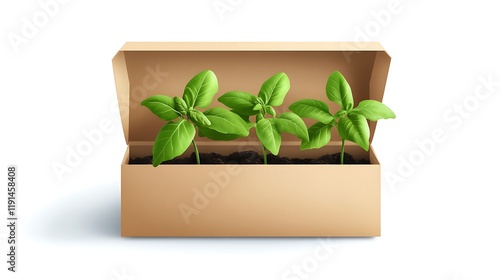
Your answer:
[1,0,499,279]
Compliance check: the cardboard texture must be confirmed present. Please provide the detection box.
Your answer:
[113,42,391,236]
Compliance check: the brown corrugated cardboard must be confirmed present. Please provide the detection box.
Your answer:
[113,42,391,236]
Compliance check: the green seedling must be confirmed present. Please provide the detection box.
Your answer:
[218,72,308,164]
[290,70,395,164]
[141,70,250,166]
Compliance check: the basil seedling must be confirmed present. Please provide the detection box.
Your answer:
[219,72,308,164]
[290,71,395,164]
[142,70,250,166]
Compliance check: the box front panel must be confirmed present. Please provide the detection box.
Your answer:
[122,144,380,237]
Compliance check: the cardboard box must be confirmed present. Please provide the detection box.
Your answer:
[113,42,391,236]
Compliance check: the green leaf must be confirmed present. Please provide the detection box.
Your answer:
[152,120,195,166]
[256,118,281,155]
[265,105,276,117]
[350,100,396,121]
[218,91,259,115]
[203,107,250,136]
[183,70,218,108]
[272,112,309,141]
[258,72,290,106]
[300,122,333,150]
[188,109,211,127]
[198,127,243,141]
[231,110,253,126]
[174,96,188,115]
[253,104,263,111]
[326,71,353,110]
[289,99,334,124]
[338,114,370,151]
[141,95,180,121]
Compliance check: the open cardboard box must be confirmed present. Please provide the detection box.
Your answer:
[113,42,391,237]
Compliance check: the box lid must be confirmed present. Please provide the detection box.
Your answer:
[112,42,391,144]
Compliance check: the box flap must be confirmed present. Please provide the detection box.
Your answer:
[112,42,391,144]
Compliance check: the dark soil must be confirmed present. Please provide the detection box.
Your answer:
[129,151,370,165]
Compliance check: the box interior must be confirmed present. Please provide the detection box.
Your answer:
[113,43,391,144]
